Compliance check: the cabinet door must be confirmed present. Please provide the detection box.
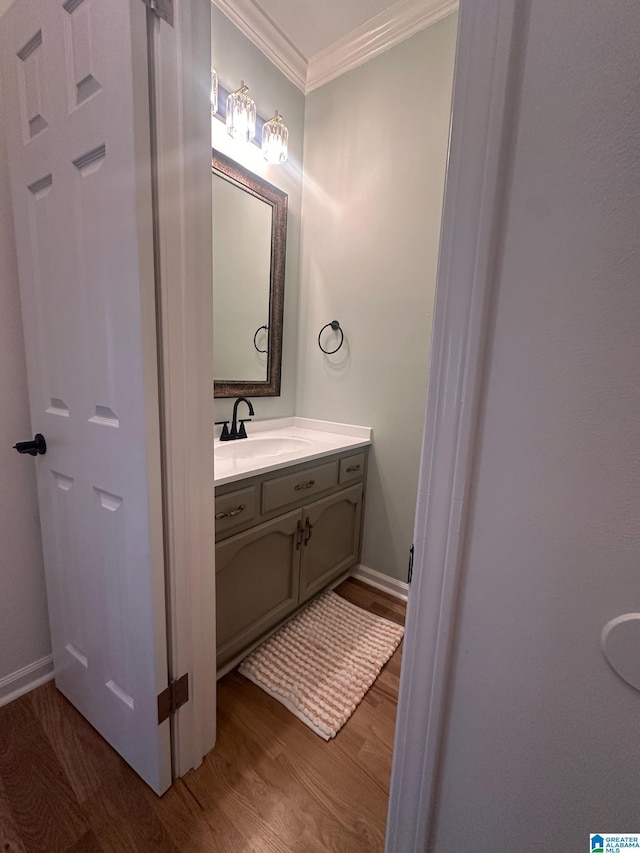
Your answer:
[299,484,363,604]
[216,509,301,665]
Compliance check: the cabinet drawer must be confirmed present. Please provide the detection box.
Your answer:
[262,460,338,514]
[339,452,365,485]
[215,485,257,537]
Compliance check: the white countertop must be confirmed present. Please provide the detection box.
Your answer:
[214,417,372,486]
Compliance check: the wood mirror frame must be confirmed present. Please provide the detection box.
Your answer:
[212,149,288,398]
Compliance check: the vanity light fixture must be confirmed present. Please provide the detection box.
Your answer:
[210,67,218,116]
[226,81,256,144]
[262,110,289,164]
[212,76,289,166]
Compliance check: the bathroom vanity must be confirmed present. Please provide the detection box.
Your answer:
[214,418,371,669]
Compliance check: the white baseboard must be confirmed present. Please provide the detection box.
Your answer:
[350,564,409,602]
[0,654,54,708]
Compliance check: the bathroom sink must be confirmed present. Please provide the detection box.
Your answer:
[215,435,312,461]
[212,418,371,486]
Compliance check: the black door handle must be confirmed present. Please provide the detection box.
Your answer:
[14,433,47,456]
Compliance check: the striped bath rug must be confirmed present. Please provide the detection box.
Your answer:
[238,590,404,740]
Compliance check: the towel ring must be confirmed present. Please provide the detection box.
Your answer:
[318,320,344,355]
[253,325,268,354]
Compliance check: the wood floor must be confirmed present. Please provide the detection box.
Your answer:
[0,579,405,853]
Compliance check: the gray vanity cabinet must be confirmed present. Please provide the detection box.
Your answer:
[215,448,368,668]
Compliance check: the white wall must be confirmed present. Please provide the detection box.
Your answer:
[211,5,305,423]
[297,14,457,581]
[432,0,640,846]
[0,71,52,699]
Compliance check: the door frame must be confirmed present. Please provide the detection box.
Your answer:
[149,0,217,776]
[385,1,524,849]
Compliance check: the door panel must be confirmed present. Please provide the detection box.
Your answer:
[299,484,363,603]
[1,0,171,793]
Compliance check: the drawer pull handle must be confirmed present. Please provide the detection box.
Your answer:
[215,503,246,520]
[294,479,315,491]
[304,516,314,545]
[346,464,360,473]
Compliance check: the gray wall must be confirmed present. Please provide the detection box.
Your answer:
[211,5,305,424]
[432,0,640,847]
[296,14,457,581]
[0,71,51,694]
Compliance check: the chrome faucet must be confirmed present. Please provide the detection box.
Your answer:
[217,396,254,441]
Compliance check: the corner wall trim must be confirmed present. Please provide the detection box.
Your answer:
[0,654,54,708]
[385,2,523,850]
[351,564,409,602]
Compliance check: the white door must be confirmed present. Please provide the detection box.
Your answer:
[1,0,171,793]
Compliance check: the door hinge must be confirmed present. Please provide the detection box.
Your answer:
[158,672,189,724]
[142,0,174,27]
[407,544,415,585]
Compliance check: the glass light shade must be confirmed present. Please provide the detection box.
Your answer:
[210,67,218,116]
[262,111,289,164]
[226,82,256,143]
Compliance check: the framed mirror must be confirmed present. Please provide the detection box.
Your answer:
[212,149,288,397]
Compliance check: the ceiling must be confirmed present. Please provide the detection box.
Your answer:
[211,0,458,92]
[252,0,399,61]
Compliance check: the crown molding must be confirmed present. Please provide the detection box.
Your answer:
[306,0,459,92]
[211,0,308,92]
[211,0,459,95]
